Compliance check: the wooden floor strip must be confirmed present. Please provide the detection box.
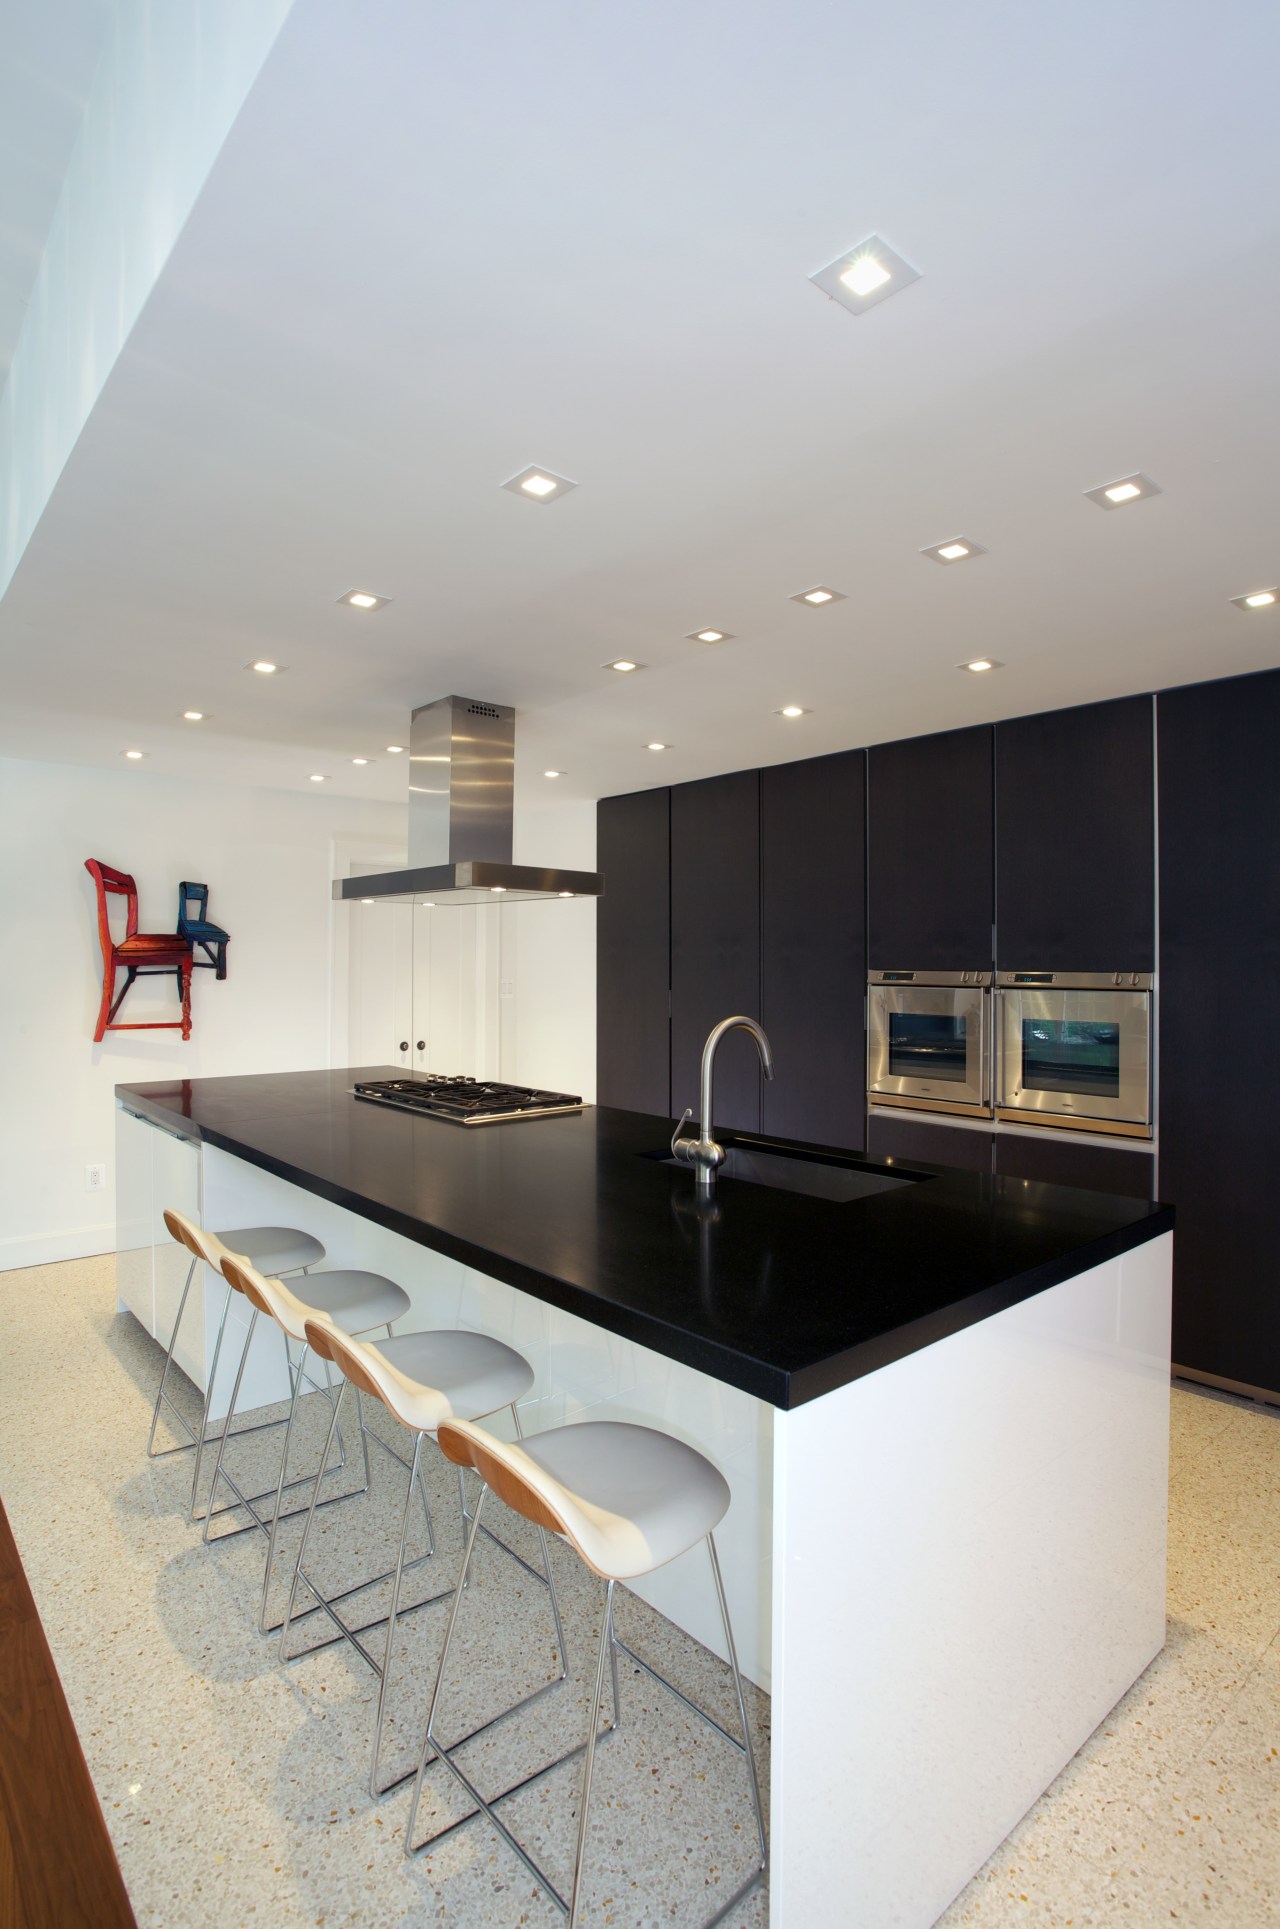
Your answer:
[0,1496,136,1929]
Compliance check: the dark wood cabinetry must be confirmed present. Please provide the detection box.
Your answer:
[995,696,1155,969]
[761,751,865,1151]
[866,1111,993,1172]
[671,770,762,1131]
[868,726,993,969]
[1158,668,1280,1395]
[596,787,671,1117]
[993,1131,1154,1200]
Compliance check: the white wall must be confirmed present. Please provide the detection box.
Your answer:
[0,0,296,596]
[0,754,401,1268]
[504,798,597,1101]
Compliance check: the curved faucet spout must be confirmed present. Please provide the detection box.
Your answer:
[672,1015,776,1193]
[700,1016,774,1138]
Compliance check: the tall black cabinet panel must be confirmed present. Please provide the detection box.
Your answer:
[761,751,866,1151]
[1158,668,1280,1395]
[996,695,1155,969]
[868,726,993,968]
[671,770,762,1132]
[596,787,670,1118]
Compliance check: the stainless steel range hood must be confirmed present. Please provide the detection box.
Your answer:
[331,696,603,906]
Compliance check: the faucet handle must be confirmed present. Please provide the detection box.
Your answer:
[670,1107,694,1159]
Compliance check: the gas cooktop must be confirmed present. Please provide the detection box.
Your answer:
[351,1075,585,1125]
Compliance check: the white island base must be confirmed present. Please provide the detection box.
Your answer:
[116,1107,1171,1927]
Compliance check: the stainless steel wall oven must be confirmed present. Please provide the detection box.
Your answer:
[867,970,992,1118]
[995,972,1153,1138]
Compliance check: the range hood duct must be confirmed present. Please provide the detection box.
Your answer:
[331,696,603,906]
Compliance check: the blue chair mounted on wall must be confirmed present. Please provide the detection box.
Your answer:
[178,882,230,980]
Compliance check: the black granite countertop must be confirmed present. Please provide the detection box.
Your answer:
[116,1069,1173,1409]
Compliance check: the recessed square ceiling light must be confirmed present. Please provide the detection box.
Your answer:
[958,658,1004,673]
[386,744,404,753]
[778,705,808,718]
[544,769,564,778]
[646,741,669,751]
[686,628,734,645]
[502,465,577,504]
[124,749,145,759]
[248,660,283,674]
[603,659,642,672]
[1230,588,1277,610]
[921,538,987,566]
[810,234,921,317]
[309,773,326,783]
[340,590,390,611]
[790,585,846,606]
[1084,473,1162,510]
[351,757,370,765]
[181,710,204,721]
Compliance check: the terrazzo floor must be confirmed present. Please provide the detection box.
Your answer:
[0,1255,1275,1926]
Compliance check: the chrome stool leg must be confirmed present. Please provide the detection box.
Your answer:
[203,1325,359,1551]
[407,1490,613,1883]
[188,1273,235,1519]
[279,1385,444,1668]
[147,1253,199,1456]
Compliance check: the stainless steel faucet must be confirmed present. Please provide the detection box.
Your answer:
[671,1015,775,1191]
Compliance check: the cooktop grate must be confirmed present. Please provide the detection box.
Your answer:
[351,1075,584,1124]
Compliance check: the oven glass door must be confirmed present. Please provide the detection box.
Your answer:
[998,988,1150,1128]
[867,985,988,1113]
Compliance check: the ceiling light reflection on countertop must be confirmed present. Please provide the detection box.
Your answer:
[810,234,921,317]
[790,586,845,606]
[921,537,987,566]
[1084,473,1162,510]
[1231,589,1277,610]
[502,465,577,504]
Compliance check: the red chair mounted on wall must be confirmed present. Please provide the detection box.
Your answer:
[85,860,193,1043]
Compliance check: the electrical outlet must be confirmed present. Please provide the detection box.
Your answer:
[85,1163,107,1192]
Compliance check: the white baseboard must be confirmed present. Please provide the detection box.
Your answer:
[0,1223,116,1271]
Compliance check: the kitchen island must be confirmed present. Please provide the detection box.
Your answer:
[116,1069,1173,1928]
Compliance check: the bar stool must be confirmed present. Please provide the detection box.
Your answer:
[409,1415,768,1929]
[283,1313,566,1799]
[153,1210,325,1517]
[203,1255,411,1559]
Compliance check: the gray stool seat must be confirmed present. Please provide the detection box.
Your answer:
[288,1269,410,1338]
[361,1329,535,1432]
[221,1226,325,1276]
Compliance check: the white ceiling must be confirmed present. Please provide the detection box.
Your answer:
[0,0,111,380]
[2,0,1279,809]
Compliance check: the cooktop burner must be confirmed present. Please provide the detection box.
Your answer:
[351,1074,584,1125]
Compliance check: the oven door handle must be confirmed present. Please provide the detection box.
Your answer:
[993,985,1012,1107]
[987,985,998,1108]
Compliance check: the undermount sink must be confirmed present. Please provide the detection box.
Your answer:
[645,1140,921,1203]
